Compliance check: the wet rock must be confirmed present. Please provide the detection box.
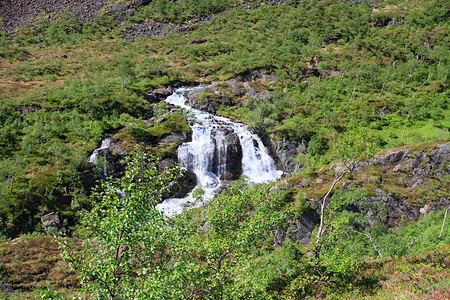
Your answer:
[213,129,243,180]
[162,170,197,200]
[145,87,173,102]
[219,171,234,181]
[96,142,126,179]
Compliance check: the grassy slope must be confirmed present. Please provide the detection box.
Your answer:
[0,0,449,297]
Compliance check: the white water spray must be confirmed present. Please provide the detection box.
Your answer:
[157,88,282,217]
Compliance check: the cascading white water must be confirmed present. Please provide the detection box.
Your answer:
[88,138,111,164]
[156,88,282,217]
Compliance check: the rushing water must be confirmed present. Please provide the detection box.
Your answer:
[156,88,282,217]
[88,138,111,164]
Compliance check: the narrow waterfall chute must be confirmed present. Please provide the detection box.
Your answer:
[88,138,111,164]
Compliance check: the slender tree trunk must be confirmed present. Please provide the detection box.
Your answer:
[439,206,450,239]
[316,171,347,240]
[380,69,395,94]
[401,113,410,142]
[349,79,358,104]
[380,80,387,94]
[352,229,382,259]
[304,94,311,110]
[420,71,432,87]
[9,177,14,193]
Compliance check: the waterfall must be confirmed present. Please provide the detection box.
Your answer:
[88,138,111,164]
[89,138,111,180]
[156,88,282,217]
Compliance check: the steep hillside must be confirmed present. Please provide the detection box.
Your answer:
[0,0,109,32]
[0,0,449,298]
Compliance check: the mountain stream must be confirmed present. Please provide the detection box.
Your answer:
[156,88,282,217]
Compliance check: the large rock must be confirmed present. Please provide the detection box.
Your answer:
[182,80,267,114]
[40,212,68,236]
[372,149,410,166]
[213,128,243,180]
[144,87,173,103]
[268,137,307,172]
[162,169,197,200]
[428,144,450,170]
[160,132,190,143]
[96,142,126,179]
[273,209,320,247]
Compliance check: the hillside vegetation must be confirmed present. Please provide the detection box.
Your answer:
[0,0,449,298]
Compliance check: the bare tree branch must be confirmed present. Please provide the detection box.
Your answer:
[439,206,450,239]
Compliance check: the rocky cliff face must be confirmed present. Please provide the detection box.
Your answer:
[273,144,450,247]
[268,137,308,172]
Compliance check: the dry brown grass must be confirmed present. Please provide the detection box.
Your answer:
[0,236,82,291]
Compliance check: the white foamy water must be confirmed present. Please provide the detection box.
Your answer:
[156,88,282,218]
[88,138,111,164]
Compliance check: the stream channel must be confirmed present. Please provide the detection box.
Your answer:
[155,88,282,217]
[89,87,282,217]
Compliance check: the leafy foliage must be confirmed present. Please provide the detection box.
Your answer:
[60,147,181,299]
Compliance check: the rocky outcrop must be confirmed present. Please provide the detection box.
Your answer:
[160,132,190,143]
[372,144,450,189]
[122,22,192,42]
[268,137,307,172]
[272,144,450,247]
[162,168,198,200]
[144,87,173,103]
[181,80,269,114]
[214,128,243,180]
[0,0,109,32]
[94,140,126,179]
[40,212,68,236]
[372,149,410,167]
[273,209,320,247]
